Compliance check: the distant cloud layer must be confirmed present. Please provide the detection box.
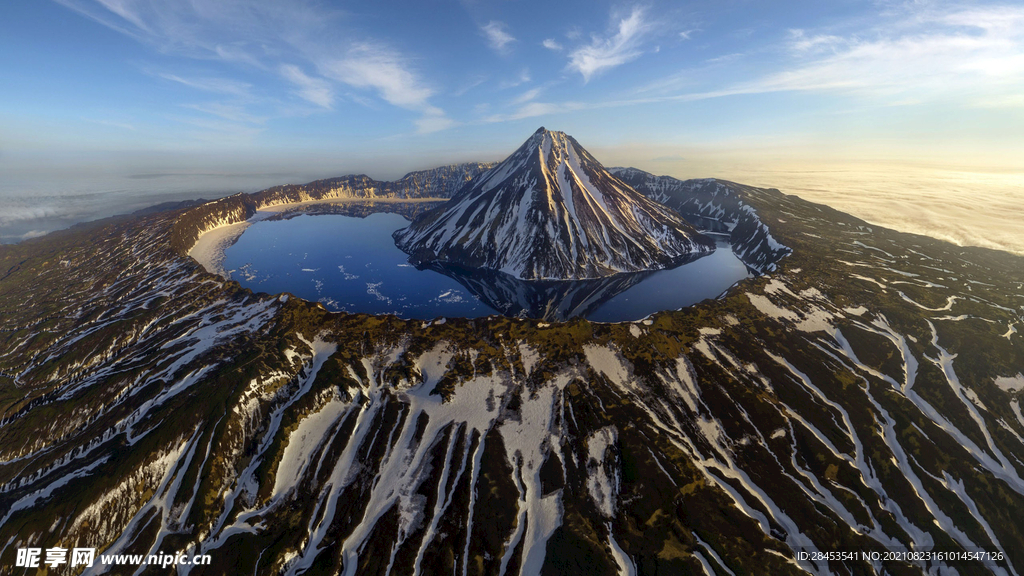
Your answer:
[728,162,1024,256]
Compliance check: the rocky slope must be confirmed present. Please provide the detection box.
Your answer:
[394,129,714,280]
[611,170,792,274]
[394,163,496,199]
[0,172,1022,575]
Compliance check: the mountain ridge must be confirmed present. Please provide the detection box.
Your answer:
[611,170,792,273]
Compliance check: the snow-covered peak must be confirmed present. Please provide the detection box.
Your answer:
[394,129,715,280]
[527,127,588,167]
[528,127,569,151]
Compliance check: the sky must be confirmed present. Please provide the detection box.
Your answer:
[1,0,1023,251]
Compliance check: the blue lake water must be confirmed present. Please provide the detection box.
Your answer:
[223,213,751,322]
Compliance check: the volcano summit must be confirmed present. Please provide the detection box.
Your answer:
[393,128,714,280]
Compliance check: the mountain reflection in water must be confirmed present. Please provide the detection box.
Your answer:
[419,262,658,322]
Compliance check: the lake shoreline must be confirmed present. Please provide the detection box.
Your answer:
[187,197,447,278]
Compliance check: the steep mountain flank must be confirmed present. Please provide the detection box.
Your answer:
[394,129,714,280]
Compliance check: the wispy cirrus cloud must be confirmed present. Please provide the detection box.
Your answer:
[414,111,457,134]
[280,64,333,108]
[52,0,320,63]
[484,100,588,123]
[154,72,254,98]
[51,0,146,42]
[52,0,453,133]
[568,6,655,82]
[452,75,488,97]
[741,6,1024,102]
[630,3,1024,110]
[542,38,563,51]
[181,102,267,124]
[705,53,744,65]
[787,29,844,53]
[481,21,516,54]
[485,102,559,123]
[512,87,543,105]
[498,69,532,90]
[318,43,453,132]
[478,2,1024,130]
[321,43,435,111]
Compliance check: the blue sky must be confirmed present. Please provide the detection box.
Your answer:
[1,0,1023,223]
